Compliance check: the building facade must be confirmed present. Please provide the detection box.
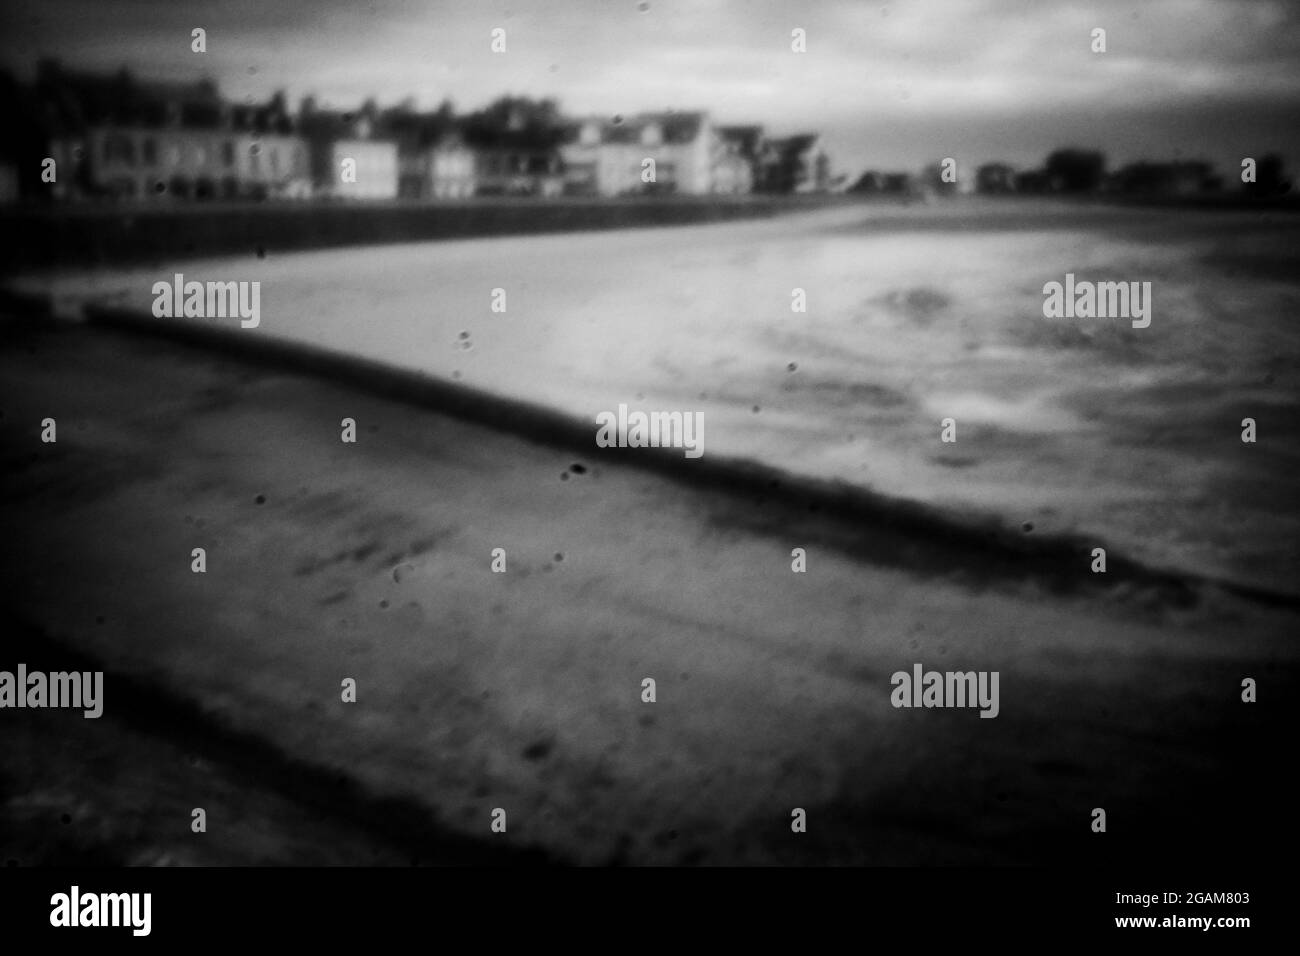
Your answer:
[299,106,400,200]
[712,125,762,195]
[22,63,827,204]
[471,147,563,197]
[562,112,716,196]
[429,134,477,198]
[51,127,310,200]
[34,61,312,201]
[322,140,399,200]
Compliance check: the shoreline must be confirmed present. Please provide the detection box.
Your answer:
[3,194,1295,276]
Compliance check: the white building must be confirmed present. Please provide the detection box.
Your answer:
[562,112,716,196]
[325,139,398,200]
[429,135,476,198]
[50,127,310,200]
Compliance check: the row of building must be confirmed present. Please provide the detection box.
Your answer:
[4,61,830,203]
[853,155,1259,198]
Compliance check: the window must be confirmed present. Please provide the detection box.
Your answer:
[222,141,236,168]
[142,138,158,166]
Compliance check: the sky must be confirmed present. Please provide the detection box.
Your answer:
[2,0,1297,177]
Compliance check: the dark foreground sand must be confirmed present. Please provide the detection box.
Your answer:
[2,317,1296,866]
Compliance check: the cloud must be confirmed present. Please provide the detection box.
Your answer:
[3,0,1297,171]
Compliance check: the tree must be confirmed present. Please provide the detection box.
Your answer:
[975,163,1015,194]
[1044,148,1106,192]
[1251,154,1290,198]
[919,161,958,196]
[462,96,566,149]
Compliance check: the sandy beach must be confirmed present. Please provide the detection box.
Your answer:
[3,314,1296,866]
[13,200,1300,597]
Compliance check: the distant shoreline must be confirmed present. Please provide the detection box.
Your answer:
[1,192,1294,274]
[0,194,844,273]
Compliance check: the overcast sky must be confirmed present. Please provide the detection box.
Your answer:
[2,0,1297,176]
